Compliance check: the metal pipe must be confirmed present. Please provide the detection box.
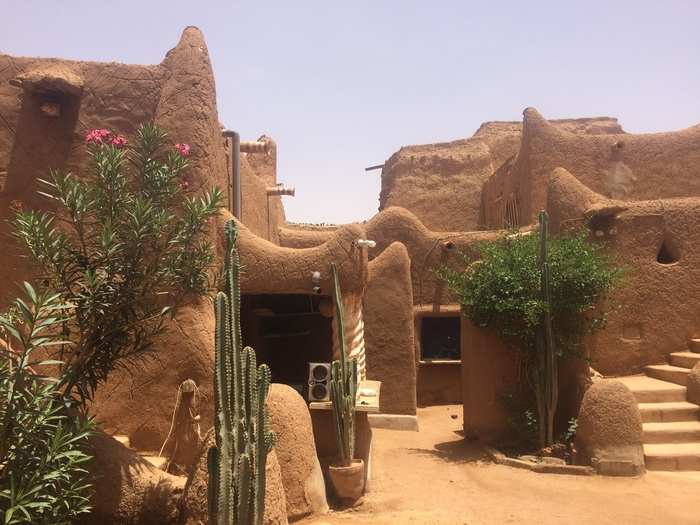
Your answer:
[222,129,241,219]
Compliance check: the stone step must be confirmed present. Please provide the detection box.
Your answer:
[112,434,131,448]
[644,442,700,470]
[689,339,700,354]
[644,364,691,386]
[616,375,687,403]
[670,351,700,369]
[639,401,700,423]
[643,421,700,443]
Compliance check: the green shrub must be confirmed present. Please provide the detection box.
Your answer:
[440,225,620,448]
[12,125,223,404]
[439,227,621,360]
[0,283,93,525]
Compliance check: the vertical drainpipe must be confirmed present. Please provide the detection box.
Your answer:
[222,129,241,219]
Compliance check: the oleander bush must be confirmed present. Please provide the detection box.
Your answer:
[0,283,93,525]
[12,124,222,404]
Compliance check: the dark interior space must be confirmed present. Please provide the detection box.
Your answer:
[241,294,333,399]
[420,316,461,361]
[657,237,680,265]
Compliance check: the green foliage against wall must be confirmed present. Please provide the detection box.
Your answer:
[439,227,621,361]
[12,125,222,404]
[0,283,93,525]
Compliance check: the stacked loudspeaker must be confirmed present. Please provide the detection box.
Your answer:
[308,362,331,401]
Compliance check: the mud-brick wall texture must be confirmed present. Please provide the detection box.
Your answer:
[481,107,700,229]
[547,168,700,376]
[364,241,417,415]
[380,117,623,232]
[0,26,227,308]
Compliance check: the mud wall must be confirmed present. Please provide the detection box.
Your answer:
[238,136,286,244]
[461,318,519,442]
[364,242,417,415]
[0,26,227,308]
[94,211,371,448]
[279,223,338,249]
[482,108,700,229]
[380,117,623,232]
[548,169,700,375]
[280,208,500,307]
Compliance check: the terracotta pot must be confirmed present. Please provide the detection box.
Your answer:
[328,459,365,500]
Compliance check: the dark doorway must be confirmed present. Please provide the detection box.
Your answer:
[241,294,333,398]
[420,316,461,361]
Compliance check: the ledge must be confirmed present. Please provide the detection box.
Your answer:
[485,446,595,476]
[419,359,461,366]
[309,380,381,412]
[368,413,419,431]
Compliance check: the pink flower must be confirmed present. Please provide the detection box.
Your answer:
[85,128,112,146]
[110,135,128,149]
[175,143,191,157]
[179,179,190,191]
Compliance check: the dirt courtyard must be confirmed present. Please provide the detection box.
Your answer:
[302,405,700,525]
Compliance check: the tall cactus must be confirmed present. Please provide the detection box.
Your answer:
[329,263,358,467]
[208,219,275,525]
[534,210,558,449]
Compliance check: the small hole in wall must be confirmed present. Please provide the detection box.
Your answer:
[657,238,680,265]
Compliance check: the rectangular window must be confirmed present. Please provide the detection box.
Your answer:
[420,316,461,361]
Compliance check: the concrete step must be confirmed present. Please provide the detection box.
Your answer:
[639,401,700,423]
[644,364,691,386]
[616,375,687,403]
[643,421,700,443]
[670,351,700,369]
[644,442,700,470]
[689,339,700,354]
[112,434,131,448]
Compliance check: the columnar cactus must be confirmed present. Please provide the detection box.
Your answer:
[208,219,275,525]
[534,210,558,448]
[329,262,358,467]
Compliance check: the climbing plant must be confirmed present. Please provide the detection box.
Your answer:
[439,217,621,447]
[12,124,223,405]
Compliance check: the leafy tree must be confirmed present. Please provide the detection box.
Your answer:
[12,125,223,404]
[439,225,621,446]
[0,283,93,525]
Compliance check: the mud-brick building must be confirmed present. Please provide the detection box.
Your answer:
[4,26,700,473]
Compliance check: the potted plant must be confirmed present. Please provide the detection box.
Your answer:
[327,263,365,501]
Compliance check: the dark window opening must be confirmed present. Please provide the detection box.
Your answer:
[420,316,461,361]
[657,238,680,265]
[241,294,333,398]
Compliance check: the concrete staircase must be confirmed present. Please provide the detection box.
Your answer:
[617,340,700,471]
[112,433,168,470]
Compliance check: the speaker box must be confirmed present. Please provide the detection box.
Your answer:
[308,362,331,402]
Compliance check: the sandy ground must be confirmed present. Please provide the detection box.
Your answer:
[301,405,700,525]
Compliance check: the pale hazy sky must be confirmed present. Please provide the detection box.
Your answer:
[2,1,699,223]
